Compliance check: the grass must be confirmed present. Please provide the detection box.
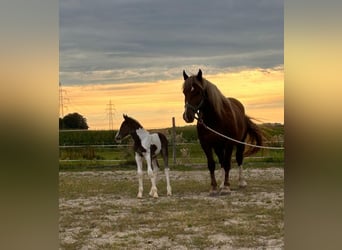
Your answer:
[59,167,284,249]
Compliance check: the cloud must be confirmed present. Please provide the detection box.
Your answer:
[60,0,283,85]
[60,68,283,129]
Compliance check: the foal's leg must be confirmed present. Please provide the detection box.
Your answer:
[161,147,172,196]
[236,144,247,187]
[149,157,159,198]
[146,148,158,198]
[135,153,144,198]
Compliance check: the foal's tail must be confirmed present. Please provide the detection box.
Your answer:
[157,132,169,169]
[244,116,263,157]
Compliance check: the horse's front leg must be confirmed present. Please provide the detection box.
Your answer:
[219,146,233,195]
[135,153,144,199]
[202,145,217,196]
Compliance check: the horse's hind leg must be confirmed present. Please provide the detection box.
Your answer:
[164,167,172,196]
[236,144,247,187]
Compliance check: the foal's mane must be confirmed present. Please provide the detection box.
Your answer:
[183,75,234,119]
[124,115,143,129]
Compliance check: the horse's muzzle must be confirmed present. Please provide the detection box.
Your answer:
[183,110,195,123]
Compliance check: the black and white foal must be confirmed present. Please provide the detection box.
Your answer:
[115,114,172,198]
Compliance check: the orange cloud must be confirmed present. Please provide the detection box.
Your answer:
[60,67,283,129]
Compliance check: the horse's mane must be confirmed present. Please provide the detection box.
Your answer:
[183,76,236,119]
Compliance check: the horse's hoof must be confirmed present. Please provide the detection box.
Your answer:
[239,180,247,188]
[153,193,159,198]
[219,186,231,195]
[137,193,143,199]
[209,190,219,197]
[167,192,172,196]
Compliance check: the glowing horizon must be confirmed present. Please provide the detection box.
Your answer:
[60,67,283,130]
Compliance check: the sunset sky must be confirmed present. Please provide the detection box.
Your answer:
[60,0,283,129]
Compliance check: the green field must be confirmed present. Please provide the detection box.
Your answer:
[59,123,284,171]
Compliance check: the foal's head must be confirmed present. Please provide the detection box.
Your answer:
[115,114,142,141]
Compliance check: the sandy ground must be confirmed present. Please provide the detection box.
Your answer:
[59,168,284,249]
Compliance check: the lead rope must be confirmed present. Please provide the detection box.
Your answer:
[194,116,284,150]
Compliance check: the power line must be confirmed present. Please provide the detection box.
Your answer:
[59,82,69,117]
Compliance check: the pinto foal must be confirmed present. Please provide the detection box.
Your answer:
[115,114,172,198]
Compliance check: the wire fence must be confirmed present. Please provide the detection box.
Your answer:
[59,141,284,169]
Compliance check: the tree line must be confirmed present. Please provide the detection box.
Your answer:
[59,112,89,130]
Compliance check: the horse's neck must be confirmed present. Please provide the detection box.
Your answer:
[200,100,218,124]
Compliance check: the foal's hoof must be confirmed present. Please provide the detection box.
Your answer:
[149,192,159,198]
[147,170,153,178]
[219,186,231,195]
[137,193,143,199]
[149,189,159,198]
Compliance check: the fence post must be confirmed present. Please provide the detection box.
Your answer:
[172,117,176,166]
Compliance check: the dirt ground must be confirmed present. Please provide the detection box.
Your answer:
[59,167,284,249]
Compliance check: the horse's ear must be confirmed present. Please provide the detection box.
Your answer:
[123,114,127,119]
[183,70,188,80]
[196,69,202,81]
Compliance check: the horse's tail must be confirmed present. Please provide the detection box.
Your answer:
[244,116,263,157]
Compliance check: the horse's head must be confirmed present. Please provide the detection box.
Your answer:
[182,69,205,123]
[115,114,141,142]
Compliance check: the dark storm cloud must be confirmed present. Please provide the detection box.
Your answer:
[60,0,283,85]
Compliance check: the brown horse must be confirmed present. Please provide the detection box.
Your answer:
[182,69,263,195]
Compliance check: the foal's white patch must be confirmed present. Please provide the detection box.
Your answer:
[136,128,162,155]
